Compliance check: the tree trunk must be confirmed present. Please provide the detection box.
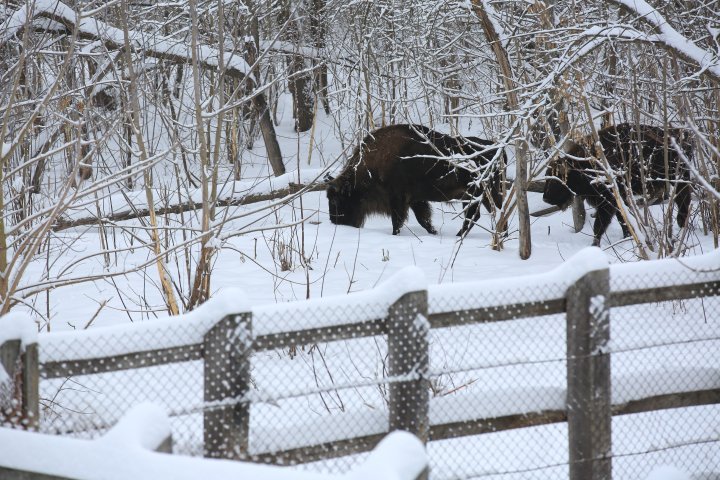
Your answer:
[279,0,314,132]
[534,0,586,232]
[471,0,532,259]
[253,94,286,176]
[244,9,285,176]
[288,54,314,132]
[120,0,180,315]
[308,0,330,114]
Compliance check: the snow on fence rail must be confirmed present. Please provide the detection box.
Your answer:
[0,404,426,480]
[1,247,720,480]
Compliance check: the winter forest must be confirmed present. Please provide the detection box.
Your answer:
[1,0,719,322]
[1,0,720,478]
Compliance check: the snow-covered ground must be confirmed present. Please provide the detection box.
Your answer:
[0,404,427,480]
[4,95,720,480]
[32,119,717,330]
[21,247,720,480]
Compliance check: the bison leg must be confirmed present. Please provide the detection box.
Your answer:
[457,199,481,237]
[390,196,410,235]
[674,181,691,229]
[411,201,437,234]
[457,184,485,237]
[616,212,631,238]
[589,196,618,246]
[480,189,495,214]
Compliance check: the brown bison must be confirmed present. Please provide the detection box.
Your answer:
[542,123,692,246]
[326,124,505,236]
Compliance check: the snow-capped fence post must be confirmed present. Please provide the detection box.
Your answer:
[387,288,430,445]
[566,267,611,480]
[0,315,39,431]
[203,312,252,459]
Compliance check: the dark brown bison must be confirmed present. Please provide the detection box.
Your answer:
[542,123,692,246]
[326,124,505,236]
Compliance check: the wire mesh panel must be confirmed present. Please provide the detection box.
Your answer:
[611,253,720,479]
[18,252,720,480]
[248,335,389,467]
[426,270,572,480]
[40,361,203,443]
[425,315,568,480]
[613,405,720,479]
[610,271,720,479]
[428,423,570,480]
[247,293,398,471]
[37,305,223,455]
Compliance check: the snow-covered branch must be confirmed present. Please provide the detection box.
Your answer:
[0,0,253,81]
[605,0,720,81]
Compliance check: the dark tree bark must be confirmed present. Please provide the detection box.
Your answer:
[287,55,314,132]
[254,93,286,174]
[308,0,330,115]
[278,0,314,133]
[244,32,286,175]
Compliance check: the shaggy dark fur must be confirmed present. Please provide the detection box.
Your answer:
[542,123,692,246]
[326,124,505,236]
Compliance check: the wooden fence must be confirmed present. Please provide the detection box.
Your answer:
[0,406,426,480]
[2,248,720,480]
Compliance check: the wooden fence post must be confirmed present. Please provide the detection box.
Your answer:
[566,268,612,480]
[21,343,39,430]
[387,290,430,443]
[0,340,40,430]
[203,313,252,459]
[0,338,39,430]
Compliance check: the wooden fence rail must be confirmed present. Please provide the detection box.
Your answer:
[2,250,720,480]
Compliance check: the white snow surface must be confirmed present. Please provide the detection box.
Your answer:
[96,402,171,450]
[0,403,427,480]
[645,465,691,480]
[37,288,248,363]
[0,312,37,347]
[253,265,426,336]
[429,247,608,313]
[611,247,720,291]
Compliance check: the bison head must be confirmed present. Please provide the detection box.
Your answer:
[542,159,574,210]
[326,176,364,228]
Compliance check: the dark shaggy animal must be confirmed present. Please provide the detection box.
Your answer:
[326,124,504,236]
[542,123,692,246]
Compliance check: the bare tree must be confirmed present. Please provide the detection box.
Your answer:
[278,0,315,132]
[471,0,532,259]
[2,0,719,325]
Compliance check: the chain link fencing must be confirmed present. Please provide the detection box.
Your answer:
[609,260,720,480]
[2,249,718,480]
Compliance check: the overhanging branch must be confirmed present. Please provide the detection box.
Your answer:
[0,0,253,82]
[604,0,720,82]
